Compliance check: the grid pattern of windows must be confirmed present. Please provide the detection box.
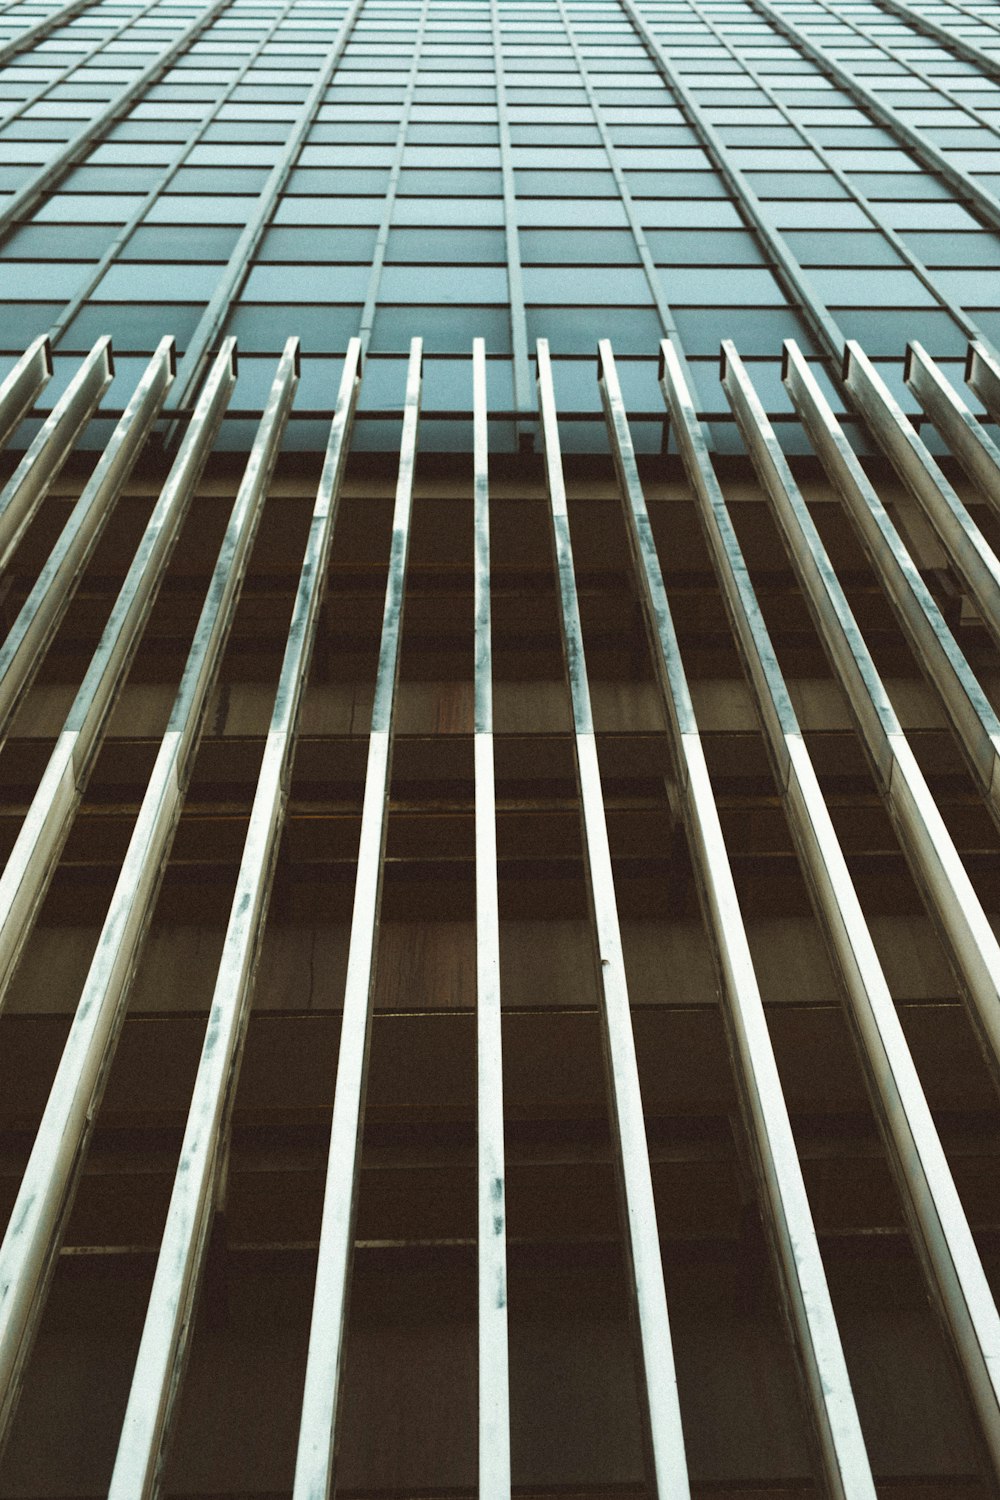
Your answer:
[0,0,998,446]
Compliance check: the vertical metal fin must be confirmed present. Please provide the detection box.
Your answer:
[843,340,1000,653]
[0,337,114,574]
[536,338,690,1500]
[0,336,272,1460]
[0,341,236,1010]
[105,339,359,1500]
[905,341,1000,522]
[720,339,1000,1103]
[784,340,1000,821]
[0,339,175,741]
[623,337,876,1500]
[473,338,511,1500]
[0,337,52,455]
[293,337,423,1500]
[641,340,1000,1481]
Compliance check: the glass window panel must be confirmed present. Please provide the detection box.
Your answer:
[0,222,118,258]
[3,261,87,298]
[0,303,62,353]
[901,230,1000,266]
[809,266,937,305]
[169,165,271,192]
[523,265,652,304]
[93,261,221,300]
[378,264,508,302]
[60,301,203,353]
[782,229,905,266]
[659,265,785,304]
[384,226,506,261]
[672,304,820,356]
[519,228,641,263]
[60,165,165,192]
[525,304,663,353]
[242,264,370,301]
[287,167,392,193]
[834,305,967,355]
[396,168,501,194]
[144,194,260,224]
[121,224,242,260]
[258,227,378,261]
[225,302,362,352]
[274,197,384,225]
[646,228,766,264]
[370,303,511,353]
[925,269,1000,306]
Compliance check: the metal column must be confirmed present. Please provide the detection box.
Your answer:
[627,337,1000,1478]
[0,341,235,1008]
[0,340,299,1467]
[721,338,1000,1099]
[0,338,175,739]
[293,337,422,1500]
[537,336,691,1500]
[108,342,362,1499]
[613,336,876,1500]
[472,336,511,1500]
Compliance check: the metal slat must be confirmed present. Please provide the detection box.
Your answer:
[0,337,52,455]
[965,340,1000,425]
[0,341,236,1010]
[0,0,234,241]
[616,337,875,1500]
[841,340,1000,653]
[0,338,175,744]
[0,337,113,574]
[632,338,1000,1478]
[536,339,690,1500]
[905,341,1000,513]
[745,0,1000,235]
[472,337,511,1500]
[0,340,298,1468]
[293,337,422,1500]
[105,339,347,1500]
[719,338,1000,1095]
[783,338,1000,821]
[165,0,365,414]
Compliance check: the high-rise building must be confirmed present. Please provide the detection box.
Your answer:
[1,0,1000,1497]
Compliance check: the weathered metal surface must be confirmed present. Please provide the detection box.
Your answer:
[293,339,421,1500]
[0,342,235,1011]
[648,338,876,1500]
[0,337,113,574]
[0,340,175,742]
[721,338,1000,1103]
[649,340,1000,1480]
[473,337,511,1500]
[538,337,690,1500]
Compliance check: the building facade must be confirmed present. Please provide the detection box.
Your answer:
[1,0,1000,1497]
